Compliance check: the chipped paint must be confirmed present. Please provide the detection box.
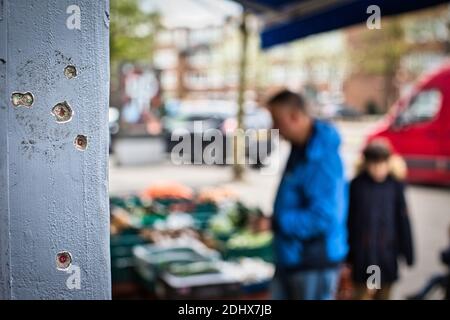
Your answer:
[56,251,72,270]
[64,65,77,79]
[52,101,73,123]
[74,134,88,151]
[11,92,34,108]
[103,10,110,29]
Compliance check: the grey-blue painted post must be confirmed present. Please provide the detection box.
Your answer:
[0,0,111,299]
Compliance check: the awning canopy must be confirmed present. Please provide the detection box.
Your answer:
[234,0,449,49]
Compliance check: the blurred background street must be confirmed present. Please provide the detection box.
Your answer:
[110,118,450,299]
[107,0,450,300]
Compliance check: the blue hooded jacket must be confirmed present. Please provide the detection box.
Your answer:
[273,120,348,270]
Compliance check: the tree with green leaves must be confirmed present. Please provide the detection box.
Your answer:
[349,18,409,112]
[110,0,160,65]
[110,0,160,106]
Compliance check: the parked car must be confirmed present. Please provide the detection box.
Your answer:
[321,103,362,120]
[162,100,274,167]
[367,63,450,185]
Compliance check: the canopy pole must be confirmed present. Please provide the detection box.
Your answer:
[446,4,450,54]
[233,11,249,181]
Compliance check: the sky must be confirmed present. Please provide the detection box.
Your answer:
[140,0,242,29]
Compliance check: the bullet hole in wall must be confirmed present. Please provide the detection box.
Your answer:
[74,134,88,151]
[64,65,77,79]
[56,251,72,270]
[11,92,34,108]
[52,101,73,123]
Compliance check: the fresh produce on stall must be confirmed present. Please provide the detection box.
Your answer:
[153,212,194,231]
[158,258,274,299]
[110,194,153,230]
[110,208,133,235]
[167,261,220,277]
[197,186,237,204]
[226,230,273,249]
[110,182,275,299]
[224,258,274,285]
[248,214,271,233]
[208,201,256,238]
[110,230,151,284]
[223,230,273,263]
[141,182,194,200]
[141,212,166,227]
[158,260,242,299]
[132,238,221,292]
[140,228,200,244]
[226,258,275,295]
[209,214,235,237]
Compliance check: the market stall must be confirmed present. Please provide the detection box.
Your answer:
[110,182,274,299]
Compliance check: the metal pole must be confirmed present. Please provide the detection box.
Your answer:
[446,3,450,54]
[233,11,249,181]
[0,0,111,299]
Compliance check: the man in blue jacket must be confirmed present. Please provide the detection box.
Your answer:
[267,90,348,300]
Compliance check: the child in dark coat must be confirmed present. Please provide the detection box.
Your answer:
[347,140,414,300]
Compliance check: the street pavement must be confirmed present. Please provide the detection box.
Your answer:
[109,119,450,299]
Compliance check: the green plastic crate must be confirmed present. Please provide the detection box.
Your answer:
[110,233,150,284]
[192,211,217,230]
[110,234,149,259]
[222,243,274,263]
[111,257,137,283]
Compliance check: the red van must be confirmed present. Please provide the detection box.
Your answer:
[367,63,450,185]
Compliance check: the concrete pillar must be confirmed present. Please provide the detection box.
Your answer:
[0,0,111,299]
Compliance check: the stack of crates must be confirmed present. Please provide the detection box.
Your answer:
[192,202,218,230]
[110,229,150,284]
[132,242,221,295]
[222,244,274,263]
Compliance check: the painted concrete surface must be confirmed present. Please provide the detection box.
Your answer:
[0,0,111,299]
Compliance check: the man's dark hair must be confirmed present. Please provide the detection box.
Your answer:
[266,89,307,113]
[363,141,392,163]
